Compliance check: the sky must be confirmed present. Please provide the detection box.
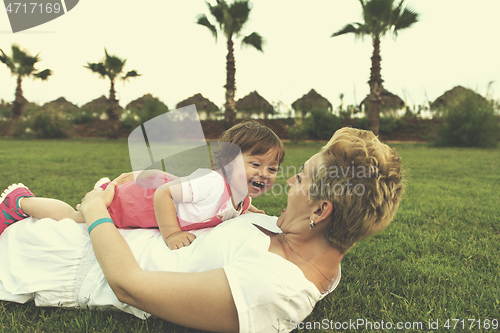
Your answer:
[1,0,499,113]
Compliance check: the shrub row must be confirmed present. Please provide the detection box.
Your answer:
[1,97,498,146]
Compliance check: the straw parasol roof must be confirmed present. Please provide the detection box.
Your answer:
[235,91,273,114]
[43,97,79,110]
[81,95,123,114]
[42,97,80,117]
[360,88,404,109]
[176,93,219,112]
[126,93,168,111]
[430,86,487,109]
[291,89,332,112]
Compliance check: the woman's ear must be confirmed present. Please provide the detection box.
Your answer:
[311,201,333,225]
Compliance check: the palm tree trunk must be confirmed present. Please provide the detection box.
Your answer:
[107,80,120,139]
[367,36,384,135]
[224,38,236,129]
[12,75,24,120]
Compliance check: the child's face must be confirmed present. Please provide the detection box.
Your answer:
[230,149,278,199]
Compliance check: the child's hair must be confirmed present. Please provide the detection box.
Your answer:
[213,120,285,170]
[309,127,405,254]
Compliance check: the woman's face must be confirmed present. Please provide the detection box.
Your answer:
[277,153,322,232]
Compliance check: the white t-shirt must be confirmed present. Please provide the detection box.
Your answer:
[176,169,250,227]
[79,214,341,332]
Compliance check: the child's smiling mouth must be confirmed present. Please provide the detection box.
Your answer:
[250,180,266,189]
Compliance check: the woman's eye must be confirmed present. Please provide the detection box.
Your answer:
[296,174,301,183]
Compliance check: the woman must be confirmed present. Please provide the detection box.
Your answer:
[0,127,404,333]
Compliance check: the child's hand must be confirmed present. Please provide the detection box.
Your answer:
[247,204,265,214]
[111,172,135,186]
[164,231,196,250]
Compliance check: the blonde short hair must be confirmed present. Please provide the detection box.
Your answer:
[310,127,405,253]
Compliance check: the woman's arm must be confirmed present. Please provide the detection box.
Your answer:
[79,186,239,332]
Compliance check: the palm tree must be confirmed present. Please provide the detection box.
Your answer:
[331,0,418,135]
[85,49,140,138]
[197,0,263,129]
[0,45,52,119]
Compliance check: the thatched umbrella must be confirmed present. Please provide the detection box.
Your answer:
[176,93,219,120]
[127,94,168,111]
[235,91,274,118]
[431,86,487,109]
[291,89,332,117]
[43,96,77,107]
[360,88,404,110]
[177,93,219,112]
[41,97,80,120]
[81,96,123,119]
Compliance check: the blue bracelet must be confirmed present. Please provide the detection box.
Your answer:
[88,217,114,234]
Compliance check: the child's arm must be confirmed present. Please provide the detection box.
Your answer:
[247,204,265,214]
[154,181,196,250]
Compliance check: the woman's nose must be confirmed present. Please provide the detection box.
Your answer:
[286,175,295,186]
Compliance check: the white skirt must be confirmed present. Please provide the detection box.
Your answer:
[0,216,209,319]
[0,217,96,307]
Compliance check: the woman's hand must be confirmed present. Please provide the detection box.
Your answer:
[77,184,116,215]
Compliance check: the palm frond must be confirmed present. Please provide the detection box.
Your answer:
[241,32,263,51]
[18,59,38,77]
[85,62,107,78]
[11,45,26,64]
[9,45,39,76]
[122,70,140,82]
[368,0,394,18]
[0,50,6,64]
[228,1,250,34]
[197,14,218,40]
[20,55,38,71]
[104,49,126,80]
[0,49,15,72]
[392,0,404,17]
[393,6,419,33]
[363,0,395,35]
[331,23,365,37]
[208,0,226,26]
[33,69,52,80]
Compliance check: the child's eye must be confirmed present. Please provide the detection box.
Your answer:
[268,167,278,173]
[251,162,260,167]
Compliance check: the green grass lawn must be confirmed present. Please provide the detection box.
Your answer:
[0,139,499,332]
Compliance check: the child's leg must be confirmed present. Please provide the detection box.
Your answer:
[20,197,85,222]
[1,184,87,236]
